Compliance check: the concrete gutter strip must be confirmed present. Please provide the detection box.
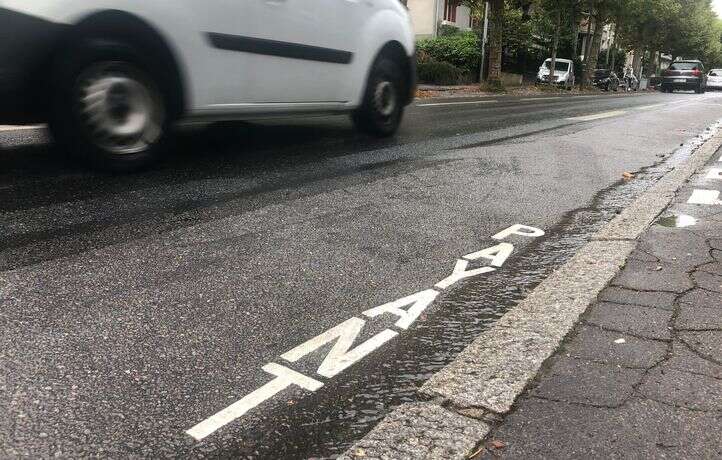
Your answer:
[420,240,635,414]
[341,129,722,460]
[337,403,490,460]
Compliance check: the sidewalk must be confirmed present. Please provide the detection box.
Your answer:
[476,158,722,458]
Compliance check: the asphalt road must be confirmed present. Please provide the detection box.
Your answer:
[2,90,722,458]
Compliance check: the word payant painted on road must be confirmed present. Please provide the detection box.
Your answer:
[186,224,545,441]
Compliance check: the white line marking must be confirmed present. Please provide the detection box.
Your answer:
[687,189,722,205]
[706,168,722,180]
[363,289,440,330]
[519,97,564,102]
[566,110,627,121]
[435,260,495,290]
[493,224,545,240]
[417,100,497,107]
[635,103,667,110]
[0,125,44,132]
[281,318,398,378]
[463,243,515,267]
[186,363,323,441]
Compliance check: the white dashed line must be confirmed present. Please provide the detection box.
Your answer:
[566,110,627,122]
[417,100,497,107]
[635,103,668,110]
[519,97,565,102]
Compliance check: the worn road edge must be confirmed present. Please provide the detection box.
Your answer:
[340,123,722,460]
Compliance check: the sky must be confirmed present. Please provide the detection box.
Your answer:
[714,0,722,18]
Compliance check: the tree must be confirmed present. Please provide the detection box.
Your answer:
[465,0,505,88]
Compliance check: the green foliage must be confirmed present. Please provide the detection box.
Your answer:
[438,24,462,37]
[417,61,464,85]
[416,31,481,73]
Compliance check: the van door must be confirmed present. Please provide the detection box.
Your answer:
[241,0,358,104]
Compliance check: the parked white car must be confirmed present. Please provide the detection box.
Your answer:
[536,58,575,89]
[0,1,416,171]
[707,69,722,90]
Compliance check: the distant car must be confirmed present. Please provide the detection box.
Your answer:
[536,58,575,89]
[0,1,416,171]
[592,69,619,91]
[706,69,722,90]
[661,61,706,93]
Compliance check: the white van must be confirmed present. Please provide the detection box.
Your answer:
[0,2,416,171]
[536,58,575,89]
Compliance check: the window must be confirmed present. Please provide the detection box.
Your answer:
[669,62,700,71]
[443,0,458,22]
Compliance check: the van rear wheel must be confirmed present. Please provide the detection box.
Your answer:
[49,38,172,172]
[352,57,404,137]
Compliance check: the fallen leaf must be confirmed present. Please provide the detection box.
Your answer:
[355,448,366,457]
[622,172,635,180]
[614,338,626,344]
[490,440,506,449]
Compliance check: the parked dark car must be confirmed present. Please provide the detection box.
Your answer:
[661,61,706,93]
[592,69,619,91]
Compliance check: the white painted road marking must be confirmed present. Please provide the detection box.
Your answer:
[435,261,495,290]
[281,318,398,379]
[705,168,722,180]
[185,363,323,441]
[417,100,498,107]
[566,110,627,122]
[687,189,722,205]
[519,97,564,102]
[0,125,44,132]
[363,289,440,330]
[635,103,667,110]
[463,242,514,267]
[185,223,545,440]
[492,224,545,240]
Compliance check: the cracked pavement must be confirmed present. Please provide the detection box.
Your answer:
[475,155,722,459]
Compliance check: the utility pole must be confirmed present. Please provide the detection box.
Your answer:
[479,1,490,82]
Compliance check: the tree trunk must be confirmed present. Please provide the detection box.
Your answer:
[632,48,643,78]
[571,11,579,58]
[582,14,604,88]
[487,0,504,85]
[583,12,593,64]
[548,9,562,86]
[610,42,617,73]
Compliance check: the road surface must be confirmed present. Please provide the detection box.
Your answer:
[1,91,721,458]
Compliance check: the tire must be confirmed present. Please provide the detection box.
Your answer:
[352,56,405,138]
[49,37,173,172]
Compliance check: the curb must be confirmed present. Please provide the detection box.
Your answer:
[340,123,722,460]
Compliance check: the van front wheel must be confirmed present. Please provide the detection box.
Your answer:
[352,57,404,137]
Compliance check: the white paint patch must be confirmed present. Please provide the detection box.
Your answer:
[463,243,515,267]
[614,338,626,344]
[687,189,722,205]
[635,103,667,110]
[705,168,722,180]
[186,363,323,441]
[492,224,545,240]
[281,318,398,378]
[0,125,44,132]
[363,289,440,330]
[566,110,627,122]
[417,100,497,107]
[435,260,496,290]
[519,97,564,102]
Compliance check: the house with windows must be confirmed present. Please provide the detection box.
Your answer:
[406,0,473,38]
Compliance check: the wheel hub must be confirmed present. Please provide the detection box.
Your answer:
[373,81,396,118]
[77,63,164,155]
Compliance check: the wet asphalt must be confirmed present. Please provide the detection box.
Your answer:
[2,91,722,458]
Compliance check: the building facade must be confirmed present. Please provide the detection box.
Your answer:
[407,0,473,38]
